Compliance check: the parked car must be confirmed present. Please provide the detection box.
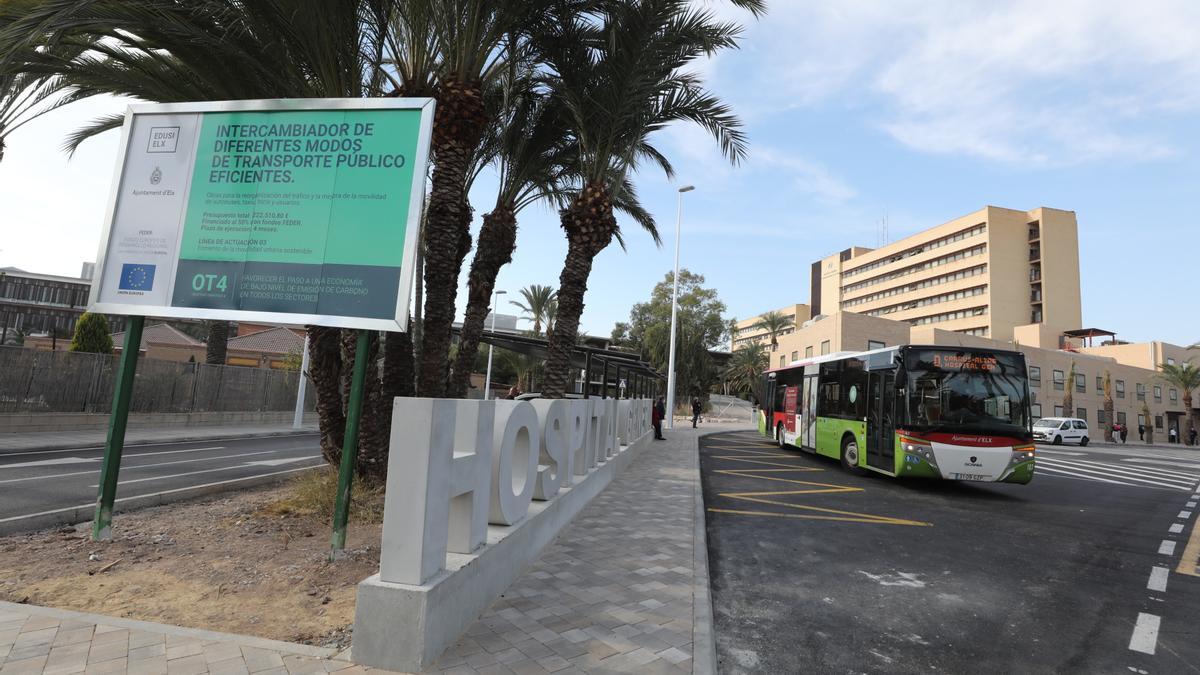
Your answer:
[1032,417,1090,446]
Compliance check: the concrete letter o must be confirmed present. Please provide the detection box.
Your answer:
[489,401,539,525]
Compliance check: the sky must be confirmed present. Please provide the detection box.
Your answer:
[1,1,1198,346]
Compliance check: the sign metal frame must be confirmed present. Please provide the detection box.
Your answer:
[88,97,435,331]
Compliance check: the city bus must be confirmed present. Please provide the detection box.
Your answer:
[759,345,1035,483]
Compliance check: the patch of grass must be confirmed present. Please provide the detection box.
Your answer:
[261,466,386,524]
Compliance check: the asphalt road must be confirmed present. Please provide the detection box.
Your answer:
[0,433,323,534]
[701,430,1200,674]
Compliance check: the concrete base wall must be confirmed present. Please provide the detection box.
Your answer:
[353,428,652,672]
[0,410,318,434]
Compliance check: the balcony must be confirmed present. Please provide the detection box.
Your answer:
[1029,246,1041,262]
[1031,290,1042,302]
[1030,268,1041,282]
[1028,221,1040,241]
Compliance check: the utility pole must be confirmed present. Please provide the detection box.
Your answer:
[665,185,694,429]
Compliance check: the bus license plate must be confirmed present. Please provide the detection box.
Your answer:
[950,472,990,481]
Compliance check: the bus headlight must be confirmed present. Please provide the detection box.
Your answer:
[899,435,938,468]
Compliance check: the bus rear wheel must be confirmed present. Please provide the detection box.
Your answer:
[776,423,786,449]
[840,434,866,475]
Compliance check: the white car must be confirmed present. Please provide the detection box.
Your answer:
[1032,417,1090,446]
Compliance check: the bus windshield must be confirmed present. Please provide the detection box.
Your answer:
[901,348,1030,436]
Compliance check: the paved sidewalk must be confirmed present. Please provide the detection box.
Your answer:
[0,423,746,674]
[0,424,318,453]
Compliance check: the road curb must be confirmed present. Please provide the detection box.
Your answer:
[0,428,317,454]
[0,599,339,659]
[0,464,322,537]
[693,427,751,675]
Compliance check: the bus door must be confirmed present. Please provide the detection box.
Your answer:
[764,375,777,421]
[866,370,896,471]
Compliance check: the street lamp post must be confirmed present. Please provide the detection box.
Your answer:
[483,290,507,400]
[665,185,694,430]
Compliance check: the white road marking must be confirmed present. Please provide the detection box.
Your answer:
[1170,523,1185,534]
[1034,465,1145,488]
[1042,457,1200,485]
[1037,450,1087,456]
[1159,540,1176,555]
[1035,459,1194,490]
[89,456,321,487]
[1188,501,1197,508]
[1128,613,1160,655]
[1147,566,1169,592]
[0,464,325,525]
[243,456,317,467]
[1123,457,1200,471]
[0,457,97,469]
[0,444,226,458]
[1180,511,1193,520]
[0,450,282,485]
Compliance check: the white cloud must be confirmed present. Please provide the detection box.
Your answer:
[752,148,856,203]
[715,0,1200,164]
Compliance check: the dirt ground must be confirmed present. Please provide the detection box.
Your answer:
[0,480,382,649]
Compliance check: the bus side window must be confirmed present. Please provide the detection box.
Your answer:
[818,361,842,417]
[842,358,867,419]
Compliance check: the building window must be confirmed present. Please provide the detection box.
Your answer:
[1031,403,1042,420]
[805,346,813,358]
[1029,366,1041,387]
[820,340,830,355]
[1077,408,1086,421]
[867,340,885,350]
[1075,373,1085,393]
[1136,383,1146,401]
[1054,405,1064,416]
[1117,411,1127,425]
[1168,357,1176,366]
[1053,369,1064,391]
[1154,385,1162,402]
[791,350,798,362]
[1137,413,1146,427]
[1115,380,1125,398]
[1156,415,1164,430]
[1170,388,1178,403]
[1096,375,1103,393]
[1097,409,1107,425]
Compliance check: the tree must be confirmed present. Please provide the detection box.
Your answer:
[1103,370,1114,442]
[537,0,749,397]
[724,342,768,404]
[204,320,229,365]
[510,285,558,335]
[445,70,576,398]
[1062,362,1076,421]
[1142,402,1154,444]
[1159,360,1200,446]
[612,270,728,404]
[70,312,112,354]
[754,311,790,352]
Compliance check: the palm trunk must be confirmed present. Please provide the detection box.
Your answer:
[382,330,415,400]
[448,205,518,398]
[1104,396,1115,441]
[339,330,389,479]
[205,320,229,365]
[307,326,345,466]
[1186,391,1196,446]
[542,184,616,398]
[416,76,486,398]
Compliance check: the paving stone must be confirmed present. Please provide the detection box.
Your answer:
[83,657,126,675]
[208,655,252,675]
[85,640,127,666]
[126,655,170,675]
[166,653,209,675]
[128,642,168,661]
[240,646,285,672]
[166,641,204,661]
[1,654,49,675]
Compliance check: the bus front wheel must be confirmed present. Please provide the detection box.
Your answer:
[776,423,786,449]
[841,434,866,475]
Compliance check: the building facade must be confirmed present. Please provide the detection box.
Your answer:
[0,266,128,343]
[733,304,811,351]
[810,206,1082,342]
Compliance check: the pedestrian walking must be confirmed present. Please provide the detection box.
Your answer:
[652,396,665,440]
[691,396,702,428]
[1138,423,1145,441]
[1169,427,1178,444]
[1119,424,1128,444]
[1190,427,1198,446]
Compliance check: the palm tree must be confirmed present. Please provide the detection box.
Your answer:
[1062,362,1076,421]
[510,285,559,335]
[724,342,768,404]
[0,0,398,478]
[1159,360,1200,446]
[204,320,229,366]
[1103,370,1115,442]
[445,72,574,398]
[537,0,749,398]
[754,311,790,352]
[1142,402,1154,444]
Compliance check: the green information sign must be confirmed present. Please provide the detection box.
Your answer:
[91,99,434,331]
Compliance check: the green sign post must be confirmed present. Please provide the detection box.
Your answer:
[87,99,434,548]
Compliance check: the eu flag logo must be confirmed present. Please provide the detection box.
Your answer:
[119,264,156,291]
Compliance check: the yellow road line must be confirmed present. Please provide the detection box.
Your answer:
[707,507,931,526]
[712,456,810,469]
[1178,513,1200,577]
[715,471,837,486]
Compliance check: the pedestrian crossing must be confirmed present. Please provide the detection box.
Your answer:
[1036,455,1200,491]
